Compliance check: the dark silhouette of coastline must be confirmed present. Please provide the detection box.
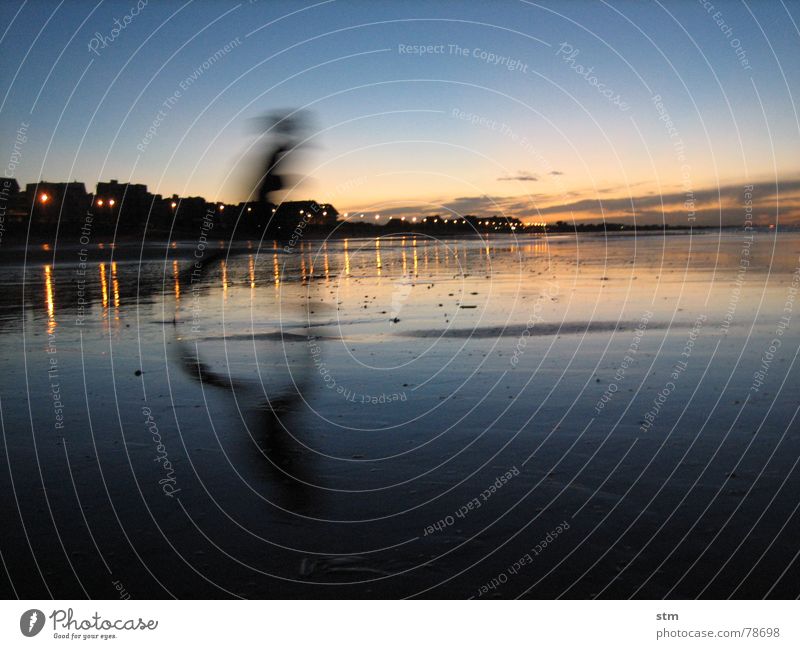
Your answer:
[1,174,705,246]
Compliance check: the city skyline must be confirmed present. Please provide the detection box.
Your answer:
[5,174,792,230]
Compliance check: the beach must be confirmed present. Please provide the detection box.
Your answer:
[1,230,798,599]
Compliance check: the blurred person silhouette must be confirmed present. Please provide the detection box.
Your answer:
[254,110,310,209]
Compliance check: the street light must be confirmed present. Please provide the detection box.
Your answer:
[40,193,49,203]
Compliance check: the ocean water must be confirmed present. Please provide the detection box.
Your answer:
[1,231,798,598]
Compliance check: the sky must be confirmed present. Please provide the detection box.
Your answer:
[2,0,799,226]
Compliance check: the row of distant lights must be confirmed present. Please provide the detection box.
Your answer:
[90,200,331,217]
[39,193,120,207]
[39,194,547,229]
[344,213,465,223]
[39,192,119,207]
[340,213,546,228]
[54,193,546,230]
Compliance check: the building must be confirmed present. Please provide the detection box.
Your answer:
[0,178,21,217]
[94,180,156,217]
[0,178,19,202]
[3,176,341,239]
[24,181,90,222]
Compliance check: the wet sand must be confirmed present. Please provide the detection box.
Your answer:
[1,231,798,598]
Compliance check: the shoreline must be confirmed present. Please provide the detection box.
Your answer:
[0,227,743,266]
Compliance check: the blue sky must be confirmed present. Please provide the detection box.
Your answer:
[2,0,799,224]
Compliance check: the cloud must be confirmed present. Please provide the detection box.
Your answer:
[529,178,800,225]
[497,171,538,182]
[443,194,513,214]
[542,179,798,210]
[549,171,564,176]
[343,178,800,226]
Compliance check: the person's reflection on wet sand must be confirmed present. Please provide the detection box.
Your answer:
[171,333,316,513]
